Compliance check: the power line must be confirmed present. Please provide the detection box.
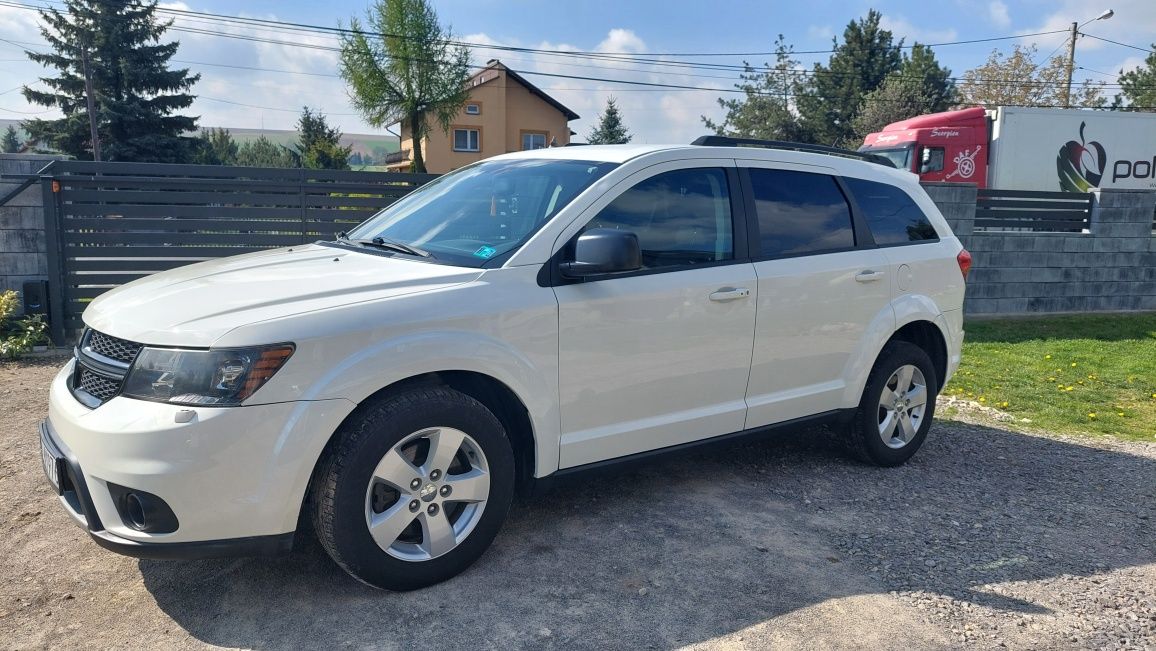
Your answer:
[135,1,1075,58]
[0,0,1142,91]
[3,0,1154,110]
[1080,33,1156,54]
[198,95,360,116]
[0,104,54,114]
[0,0,1076,61]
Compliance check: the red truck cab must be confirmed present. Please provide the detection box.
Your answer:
[859,107,990,187]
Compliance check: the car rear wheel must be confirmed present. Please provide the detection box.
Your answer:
[848,341,938,466]
[311,386,514,590]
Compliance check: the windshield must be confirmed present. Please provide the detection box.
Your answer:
[345,158,618,267]
[860,146,914,171]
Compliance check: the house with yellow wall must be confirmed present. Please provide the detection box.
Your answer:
[387,60,579,173]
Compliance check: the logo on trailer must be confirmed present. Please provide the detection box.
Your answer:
[1057,122,1106,192]
[945,146,981,180]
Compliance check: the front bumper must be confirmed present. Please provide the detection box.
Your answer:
[40,420,294,559]
[43,359,356,554]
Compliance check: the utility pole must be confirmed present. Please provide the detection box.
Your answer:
[81,44,102,161]
[1063,10,1114,109]
[1062,21,1078,109]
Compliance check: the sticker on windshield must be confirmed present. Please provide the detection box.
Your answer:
[473,245,497,259]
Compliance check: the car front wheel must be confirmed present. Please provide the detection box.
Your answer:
[311,386,515,590]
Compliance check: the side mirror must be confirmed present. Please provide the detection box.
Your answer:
[919,147,939,174]
[559,228,641,278]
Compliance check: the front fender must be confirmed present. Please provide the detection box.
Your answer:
[302,330,560,478]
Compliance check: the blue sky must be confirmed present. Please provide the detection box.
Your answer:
[1,0,1153,143]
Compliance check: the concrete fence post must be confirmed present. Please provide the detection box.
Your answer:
[920,182,977,241]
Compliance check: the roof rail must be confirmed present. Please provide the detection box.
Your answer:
[689,135,896,168]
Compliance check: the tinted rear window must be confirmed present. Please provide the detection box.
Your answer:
[844,177,938,245]
[748,169,855,258]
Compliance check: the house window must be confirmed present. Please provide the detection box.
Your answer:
[465,103,481,115]
[522,132,547,151]
[453,128,480,152]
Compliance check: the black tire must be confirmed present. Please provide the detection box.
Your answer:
[311,385,515,590]
[848,341,939,467]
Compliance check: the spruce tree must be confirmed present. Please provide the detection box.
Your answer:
[852,44,956,141]
[587,97,632,144]
[1113,46,1156,111]
[235,136,297,168]
[1,126,21,153]
[294,107,353,170]
[193,127,238,165]
[21,0,200,162]
[796,10,902,146]
[703,35,810,142]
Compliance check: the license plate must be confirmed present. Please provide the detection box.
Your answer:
[40,432,63,494]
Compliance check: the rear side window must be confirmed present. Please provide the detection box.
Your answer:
[748,169,854,258]
[844,177,939,245]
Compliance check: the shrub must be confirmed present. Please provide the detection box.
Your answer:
[0,290,50,359]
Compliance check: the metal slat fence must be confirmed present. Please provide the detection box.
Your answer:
[39,161,438,343]
[974,188,1095,233]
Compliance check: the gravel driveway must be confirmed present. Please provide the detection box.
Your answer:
[2,357,1154,650]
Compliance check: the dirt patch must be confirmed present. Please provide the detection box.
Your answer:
[2,359,1153,650]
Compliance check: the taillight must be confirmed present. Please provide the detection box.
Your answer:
[956,248,972,280]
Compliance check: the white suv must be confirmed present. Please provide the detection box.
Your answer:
[41,138,969,590]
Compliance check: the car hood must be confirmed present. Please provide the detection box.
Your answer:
[83,244,483,347]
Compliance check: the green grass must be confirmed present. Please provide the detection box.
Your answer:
[945,313,1156,442]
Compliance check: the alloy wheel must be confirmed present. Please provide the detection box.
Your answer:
[877,364,928,449]
[363,427,490,561]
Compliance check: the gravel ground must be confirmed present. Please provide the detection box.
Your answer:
[2,357,1154,650]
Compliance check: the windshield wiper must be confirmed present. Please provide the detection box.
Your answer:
[336,232,432,258]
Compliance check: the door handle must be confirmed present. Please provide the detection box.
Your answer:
[855,270,886,283]
[709,287,750,302]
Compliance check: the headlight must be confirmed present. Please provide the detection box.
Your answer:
[121,344,294,406]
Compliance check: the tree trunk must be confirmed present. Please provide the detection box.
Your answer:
[410,109,426,174]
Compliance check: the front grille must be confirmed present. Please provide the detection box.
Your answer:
[76,366,121,402]
[71,329,142,407]
[85,330,143,365]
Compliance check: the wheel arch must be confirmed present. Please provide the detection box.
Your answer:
[299,369,539,530]
[843,296,952,407]
[888,320,948,391]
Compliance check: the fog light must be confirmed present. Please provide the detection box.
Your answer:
[108,483,179,533]
[124,493,147,529]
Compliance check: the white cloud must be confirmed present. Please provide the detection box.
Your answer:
[988,1,1011,29]
[807,25,834,42]
[878,15,958,45]
[597,29,646,54]
[1114,56,1147,75]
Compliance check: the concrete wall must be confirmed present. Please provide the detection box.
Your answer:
[923,183,1156,315]
[0,154,58,312]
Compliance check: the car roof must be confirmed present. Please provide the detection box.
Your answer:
[490,144,683,164]
[490,143,918,185]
